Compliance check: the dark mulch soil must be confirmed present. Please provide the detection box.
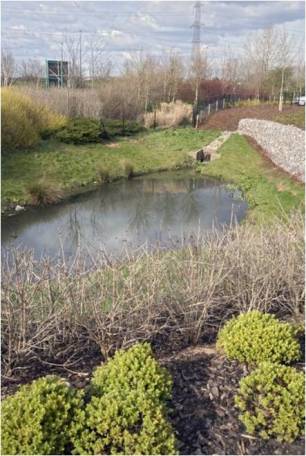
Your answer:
[200,105,304,131]
[161,346,305,455]
[2,342,305,455]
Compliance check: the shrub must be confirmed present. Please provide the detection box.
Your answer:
[121,159,134,179]
[144,101,192,128]
[216,311,301,365]
[55,118,101,144]
[55,118,144,144]
[235,362,305,442]
[105,119,143,137]
[1,88,66,152]
[1,375,83,455]
[27,180,63,206]
[70,343,176,455]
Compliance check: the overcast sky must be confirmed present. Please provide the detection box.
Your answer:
[2,0,305,72]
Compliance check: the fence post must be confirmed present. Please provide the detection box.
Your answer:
[208,103,211,116]
[216,99,218,111]
[223,98,225,109]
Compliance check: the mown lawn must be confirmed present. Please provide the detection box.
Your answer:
[2,128,220,208]
[200,133,304,223]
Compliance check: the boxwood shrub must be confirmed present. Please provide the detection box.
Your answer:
[235,362,305,442]
[216,311,301,365]
[70,342,177,455]
[1,375,83,455]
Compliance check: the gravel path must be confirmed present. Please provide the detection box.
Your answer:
[238,119,305,182]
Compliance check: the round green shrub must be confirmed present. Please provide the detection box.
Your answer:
[235,362,305,443]
[216,311,301,365]
[1,375,83,455]
[70,343,177,455]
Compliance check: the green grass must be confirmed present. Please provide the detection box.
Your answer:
[274,109,305,129]
[2,128,220,208]
[200,134,304,223]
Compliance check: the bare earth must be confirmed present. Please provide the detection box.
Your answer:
[200,105,305,131]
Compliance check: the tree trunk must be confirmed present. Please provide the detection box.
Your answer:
[278,68,285,112]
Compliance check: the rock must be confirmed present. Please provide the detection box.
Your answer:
[15,205,25,212]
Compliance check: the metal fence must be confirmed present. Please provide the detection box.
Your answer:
[193,92,301,127]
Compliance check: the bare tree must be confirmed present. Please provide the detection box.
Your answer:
[243,27,277,98]
[87,36,112,86]
[19,59,44,87]
[161,51,185,102]
[1,50,16,86]
[275,28,294,111]
[190,46,209,126]
[63,33,83,88]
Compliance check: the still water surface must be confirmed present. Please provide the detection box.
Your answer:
[2,172,247,259]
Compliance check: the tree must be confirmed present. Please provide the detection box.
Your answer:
[63,33,83,88]
[242,27,277,98]
[160,51,185,102]
[88,35,112,86]
[1,50,15,86]
[275,28,294,112]
[19,59,44,87]
[190,46,209,126]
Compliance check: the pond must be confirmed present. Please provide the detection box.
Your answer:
[2,171,247,259]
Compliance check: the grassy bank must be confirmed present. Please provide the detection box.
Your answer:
[200,134,304,223]
[2,128,219,210]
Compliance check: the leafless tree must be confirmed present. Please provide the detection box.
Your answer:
[243,27,277,98]
[63,33,83,88]
[1,50,16,86]
[274,28,294,111]
[19,59,44,87]
[160,51,185,102]
[190,46,209,125]
[87,35,112,86]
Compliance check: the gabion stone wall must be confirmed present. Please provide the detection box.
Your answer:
[238,119,305,183]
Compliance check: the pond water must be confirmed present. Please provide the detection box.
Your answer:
[2,171,247,259]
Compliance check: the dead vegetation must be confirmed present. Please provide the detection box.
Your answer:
[143,101,192,128]
[1,213,304,385]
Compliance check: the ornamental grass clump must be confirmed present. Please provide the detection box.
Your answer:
[216,310,301,365]
[70,343,177,455]
[1,375,83,455]
[27,180,63,206]
[235,362,305,443]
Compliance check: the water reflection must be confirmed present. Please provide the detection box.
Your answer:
[2,172,247,259]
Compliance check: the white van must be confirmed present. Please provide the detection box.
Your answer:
[298,96,305,106]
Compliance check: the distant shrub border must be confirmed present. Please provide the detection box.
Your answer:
[216,310,301,365]
[1,343,176,455]
[235,362,305,443]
